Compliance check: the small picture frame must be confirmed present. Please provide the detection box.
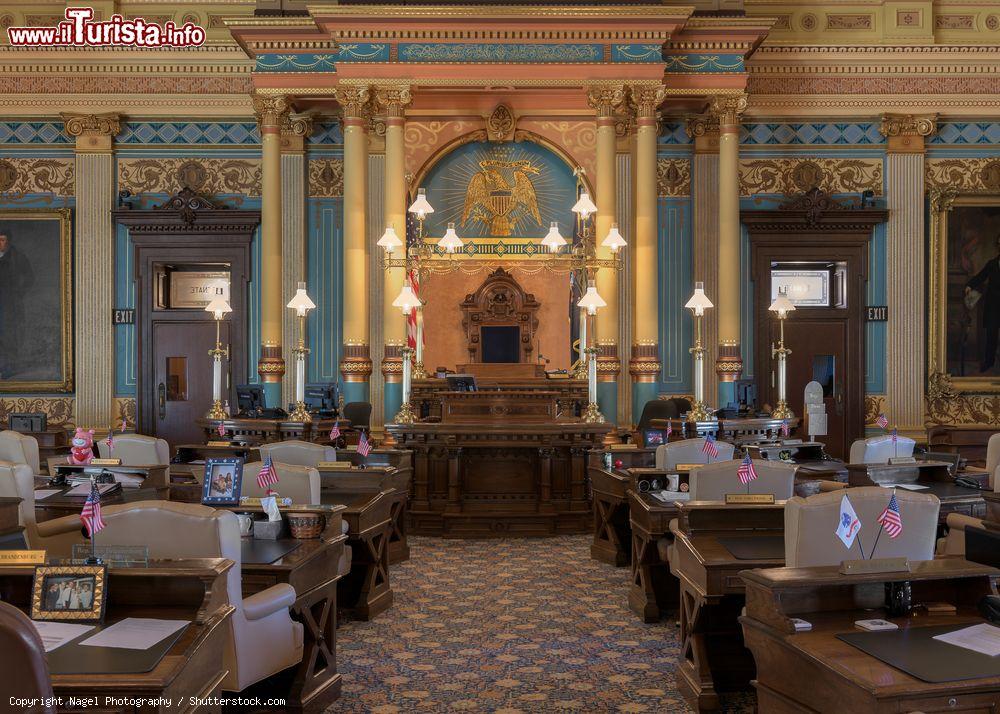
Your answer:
[31,564,107,623]
[642,429,667,448]
[202,457,244,506]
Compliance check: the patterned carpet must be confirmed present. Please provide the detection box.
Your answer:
[328,535,755,713]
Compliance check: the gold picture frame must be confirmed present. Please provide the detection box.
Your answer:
[0,208,73,393]
[31,564,107,623]
[928,191,1000,396]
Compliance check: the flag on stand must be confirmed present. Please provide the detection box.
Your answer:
[105,428,114,453]
[121,417,127,433]
[737,453,758,485]
[406,268,421,351]
[702,433,719,460]
[257,456,279,493]
[329,422,341,442]
[217,421,226,438]
[835,494,861,549]
[665,421,672,439]
[80,481,106,537]
[877,492,903,538]
[875,413,889,430]
[890,428,898,444]
[781,419,790,438]
[357,431,372,457]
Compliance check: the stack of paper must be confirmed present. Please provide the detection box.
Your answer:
[79,618,190,650]
[31,621,95,652]
[933,623,1000,656]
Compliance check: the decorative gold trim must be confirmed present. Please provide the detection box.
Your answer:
[656,158,691,198]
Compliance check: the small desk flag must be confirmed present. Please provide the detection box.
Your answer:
[737,454,758,485]
[836,494,861,549]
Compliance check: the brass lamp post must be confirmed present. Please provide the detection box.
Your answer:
[577,279,606,423]
[684,282,715,423]
[204,296,232,420]
[769,287,796,420]
[287,282,316,422]
[391,280,421,424]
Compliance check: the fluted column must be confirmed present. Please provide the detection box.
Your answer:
[253,94,290,407]
[880,113,936,438]
[376,86,412,422]
[62,113,119,430]
[339,86,372,403]
[588,85,625,422]
[710,93,748,408]
[688,113,721,404]
[630,86,666,419]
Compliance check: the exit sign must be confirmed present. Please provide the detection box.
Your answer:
[113,309,135,325]
[866,306,888,322]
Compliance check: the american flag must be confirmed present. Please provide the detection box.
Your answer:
[217,421,226,438]
[257,456,279,492]
[891,428,898,444]
[329,422,341,442]
[665,421,672,439]
[406,269,421,351]
[80,481,106,537]
[877,492,903,538]
[105,429,114,453]
[781,419,790,438]
[357,431,372,457]
[702,433,719,459]
[737,454,758,485]
[121,417,127,433]
[875,413,889,430]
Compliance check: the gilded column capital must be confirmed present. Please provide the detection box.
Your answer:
[685,113,719,139]
[61,112,121,138]
[252,93,290,130]
[879,113,938,153]
[374,86,412,120]
[632,85,667,122]
[338,85,372,121]
[708,93,748,128]
[280,113,314,153]
[587,84,627,121]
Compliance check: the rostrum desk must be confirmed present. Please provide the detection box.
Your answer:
[386,390,610,537]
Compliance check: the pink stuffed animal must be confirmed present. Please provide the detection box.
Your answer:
[68,428,95,465]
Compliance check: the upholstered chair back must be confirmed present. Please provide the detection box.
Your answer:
[96,433,170,465]
[0,601,54,709]
[242,462,321,505]
[784,486,940,567]
[986,433,1000,491]
[689,459,796,501]
[0,431,40,474]
[655,437,735,470]
[258,440,336,468]
[848,435,915,464]
[0,461,81,556]
[97,501,303,691]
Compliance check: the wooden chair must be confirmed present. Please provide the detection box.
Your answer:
[0,601,54,710]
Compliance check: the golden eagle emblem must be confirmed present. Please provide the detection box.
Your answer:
[461,158,542,237]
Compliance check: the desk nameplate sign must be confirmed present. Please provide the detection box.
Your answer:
[0,550,46,566]
[91,458,122,466]
[239,496,293,507]
[839,557,910,575]
[675,463,701,473]
[725,494,775,505]
[889,456,917,465]
[206,441,232,447]
[317,462,351,470]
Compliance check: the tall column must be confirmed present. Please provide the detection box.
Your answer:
[630,86,666,419]
[688,113,721,405]
[252,94,290,408]
[880,113,936,438]
[279,113,312,408]
[62,113,119,430]
[376,86,412,422]
[588,85,625,422]
[339,86,372,403]
[710,93,748,408]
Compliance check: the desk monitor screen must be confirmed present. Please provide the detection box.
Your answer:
[235,384,266,414]
[447,374,478,392]
[304,383,338,414]
[480,325,520,363]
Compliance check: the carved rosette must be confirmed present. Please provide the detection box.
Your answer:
[486,103,516,143]
[708,93,748,130]
[340,343,372,383]
[596,343,620,383]
[252,94,290,133]
[629,344,661,383]
[258,344,285,384]
[715,343,743,383]
[382,344,404,384]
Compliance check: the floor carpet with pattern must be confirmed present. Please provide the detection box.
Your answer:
[328,535,755,713]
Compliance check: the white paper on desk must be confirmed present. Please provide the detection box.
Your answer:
[65,482,118,497]
[33,489,62,500]
[878,482,929,491]
[933,623,1000,657]
[651,490,690,503]
[31,621,94,652]
[79,618,189,651]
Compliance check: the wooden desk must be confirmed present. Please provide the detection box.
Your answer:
[0,558,234,713]
[847,461,987,522]
[439,390,560,423]
[739,559,1000,712]
[411,377,587,421]
[46,460,170,490]
[197,418,349,446]
[387,421,610,537]
[330,490,394,621]
[927,423,999,468]
[587,447,656,566]
[318,462,411,564]
[669,501,786,712]
[34,485,170,522]
[628,490,683,622]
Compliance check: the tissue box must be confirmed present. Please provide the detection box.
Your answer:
[252,518,284,540]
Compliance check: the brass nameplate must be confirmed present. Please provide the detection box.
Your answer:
[839,557,910,575]
[318,462,352,470]
[0,550,46,566]
[239,496,292,507]
[608,444,638,451]
[888,456,916,465]
[675,463,700,472]
[207,441,231,447]
[725,494,775,504]
[91,458,121,466]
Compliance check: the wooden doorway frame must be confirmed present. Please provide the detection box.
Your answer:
[113,190,260,437]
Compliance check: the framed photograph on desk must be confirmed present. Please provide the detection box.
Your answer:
[31,564,107,623]
[202,457,243,506]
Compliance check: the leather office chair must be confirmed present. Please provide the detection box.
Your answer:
[784,486,940,567]
[985,433,1000,491]
[654,437,735,470]
[635,399,679,433]
[342,402,372,431]
[848,434,916,464]
[671,397,692,415]
[0,430,41,475]
[0,461,82,556]
[258,440,336,468]
[96,501,303,692]
[938,513,989,557]
[689,459,796,501]
[96,433,170,466]
[0,601,54,710]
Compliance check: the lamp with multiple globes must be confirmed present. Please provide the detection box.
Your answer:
[204,296,232,420]
[684,282,715,423]
[391,279,421,424]
[286,282,317,422]
[576,280,606,422]
[768,287,796,419]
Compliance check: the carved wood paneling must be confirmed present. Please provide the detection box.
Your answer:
[461,268,540,364]
[739,158,883,197]
[118,158,261,197]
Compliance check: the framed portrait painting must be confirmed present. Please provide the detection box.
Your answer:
[0,208,73,392]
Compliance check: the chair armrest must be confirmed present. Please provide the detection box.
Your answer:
[242,583,297,621]
[818,481,848,492]
[945,512,985,533]
[35,515,83,538]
